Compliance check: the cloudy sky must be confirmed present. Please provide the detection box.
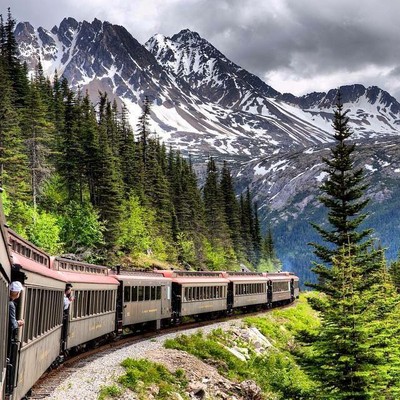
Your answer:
[4,0,400,99]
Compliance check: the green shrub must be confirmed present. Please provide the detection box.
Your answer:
[98,384,122,400]
[118,358,188,400]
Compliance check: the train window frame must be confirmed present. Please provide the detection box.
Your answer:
[124,285,131,302]
[151,286,156,301]
[145,286,150,301]
[156,286,161,300]
[138,286,144,301]
[132,286,138,302]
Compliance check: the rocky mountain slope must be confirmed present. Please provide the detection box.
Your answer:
[14,17,400,281]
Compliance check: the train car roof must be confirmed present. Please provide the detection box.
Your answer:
[11,252,67,282]
[225,275,270,283]
[266,274,294,281]
[171,276,229,284]
[154,270,225,279]
[113,274,172,283]
[60,271,119,285]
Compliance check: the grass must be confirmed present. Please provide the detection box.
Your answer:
[118,358,189,400]
[98,384,123,400]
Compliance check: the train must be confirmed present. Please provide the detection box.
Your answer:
[0,199,299,400]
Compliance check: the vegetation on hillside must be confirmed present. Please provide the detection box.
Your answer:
[164,294,319,399]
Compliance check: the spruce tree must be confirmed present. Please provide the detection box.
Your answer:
[307,93,400,398]
[220,161,242,255]
[240,188,255,265]
[0,58,28,200]
[203,157,230,246]
[21,81,55,209]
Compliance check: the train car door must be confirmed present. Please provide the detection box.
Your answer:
[171,282,182,322]
[290,279,295,301]
[267,281,273,307]
[227,282,233,313]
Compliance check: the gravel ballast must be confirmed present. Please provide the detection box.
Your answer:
[47,319,245,400]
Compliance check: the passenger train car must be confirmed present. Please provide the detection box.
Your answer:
[2,222,299,399]
[0,190,12,400]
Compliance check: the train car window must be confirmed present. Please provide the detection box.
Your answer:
[151,286,156,301]
[82,290,87,316]
[272,281,290,292]
[73,290,79,317]
[104,290,108,311]
[24,288,32,342]
[100,290,104,313]
[90,291,95,314]
[96,291,100,313]
[0,276,7,377]
[83,290,87,317]
[156,286,161,300]
[33,288,40,338]
[131,286,138,302]
[124,285,130,302]
[104,291,108,311]
[43,290,49,332]
[145,286,150,301]
[87,291,91,315]
[93,291,97,314]
[39,290,45,335]
[138,286,144,301]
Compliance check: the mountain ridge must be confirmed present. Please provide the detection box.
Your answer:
[13,18,400,282]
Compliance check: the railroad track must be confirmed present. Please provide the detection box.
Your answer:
[27,303,294,399]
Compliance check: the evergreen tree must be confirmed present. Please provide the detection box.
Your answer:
[21,81,55,209]
[203,157,230,246]
[118,103,136,195]
[306,93,400,398]
[0,57,28,200]
[240,188,255,265]
[220,161,242,255]
[309,93,374,291]
[137,96,152,167]
[94,94,123,251]
[252,202,262,267]
[143,138,173,241]
[3,9,29,106]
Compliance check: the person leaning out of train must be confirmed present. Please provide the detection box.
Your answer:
[64,283,74,312]
[9,281,24,336]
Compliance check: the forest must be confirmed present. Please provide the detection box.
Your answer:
[0,10,279,272]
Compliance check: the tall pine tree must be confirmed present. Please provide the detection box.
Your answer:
[307,92,400,398]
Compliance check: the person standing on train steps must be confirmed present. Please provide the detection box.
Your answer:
[9,281,24,338]
[64,283,74,311]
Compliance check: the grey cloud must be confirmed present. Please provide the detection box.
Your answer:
[5,0,400,99]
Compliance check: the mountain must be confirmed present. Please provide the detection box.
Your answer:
[13,18,400,283]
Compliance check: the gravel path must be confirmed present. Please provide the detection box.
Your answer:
[47,319,245,400]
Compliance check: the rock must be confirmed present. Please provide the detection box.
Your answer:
[240,380,263,400]
[189,382,207,399]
